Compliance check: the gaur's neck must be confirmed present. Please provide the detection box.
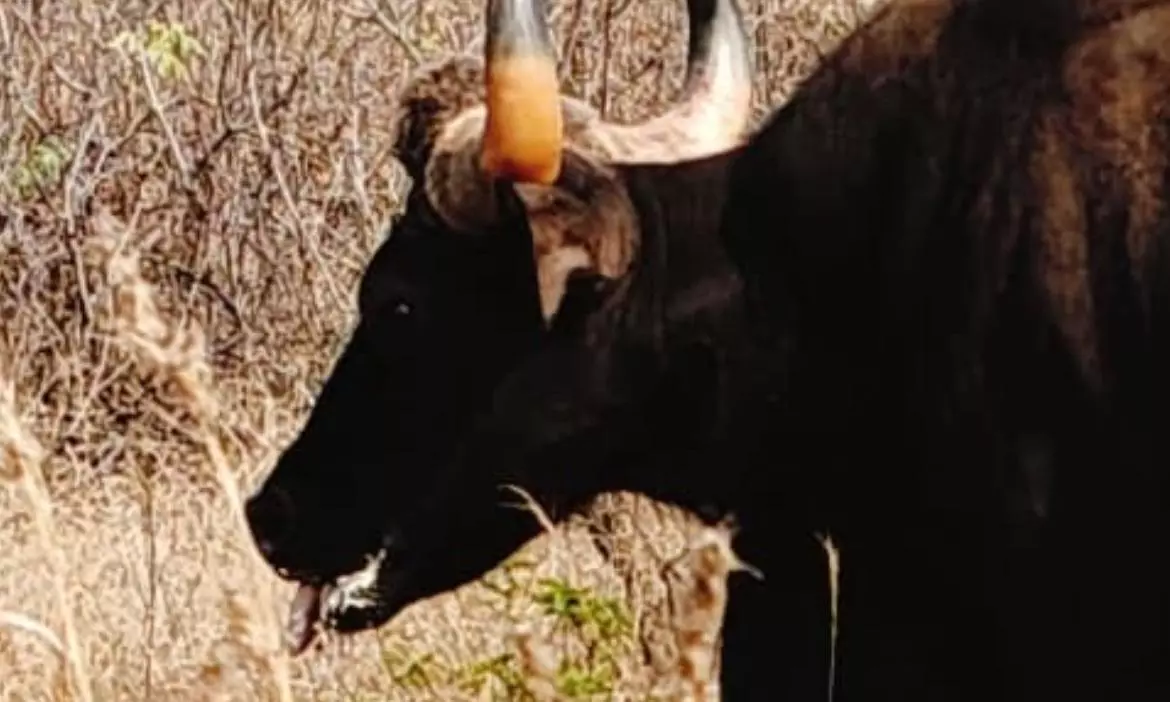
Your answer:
[603,150,791,515]
[618,149,742,303]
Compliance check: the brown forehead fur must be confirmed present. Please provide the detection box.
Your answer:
[389,56,486,181]
[389,56,645,319]
[779,0,1169,397]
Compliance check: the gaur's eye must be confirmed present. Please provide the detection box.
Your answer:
[391,300,413,317]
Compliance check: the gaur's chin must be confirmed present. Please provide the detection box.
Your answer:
[277,490,544,655]
[282,547,406,655]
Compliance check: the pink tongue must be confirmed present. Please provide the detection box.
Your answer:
[285,584,324,655]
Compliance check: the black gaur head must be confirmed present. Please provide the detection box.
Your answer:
[244,0,752,653]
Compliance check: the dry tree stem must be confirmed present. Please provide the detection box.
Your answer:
[510,626,561,701]
[0,371,95,702]
[92,212,296,702]
[0,609,68,659]
[667,520,761,702]
[821,532,840,701]
[135,49,193,189]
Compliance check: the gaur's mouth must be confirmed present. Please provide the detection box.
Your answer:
[283,549,398,655]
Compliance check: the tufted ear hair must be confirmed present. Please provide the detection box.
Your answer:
[391,55,487,182]
[510,149,641,321]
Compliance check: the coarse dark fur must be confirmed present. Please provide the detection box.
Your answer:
[246,1,1170,700]
[712,0,1170,698]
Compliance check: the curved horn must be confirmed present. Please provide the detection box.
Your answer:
[415,0,750,235]
[589,0,753,162]
[481,0,564,185]
[679,0,753,119]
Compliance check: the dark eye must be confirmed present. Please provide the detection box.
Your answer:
[392,300,413,317]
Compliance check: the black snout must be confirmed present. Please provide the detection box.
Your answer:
[245,484,296,563]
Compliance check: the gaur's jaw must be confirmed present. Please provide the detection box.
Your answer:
[283,548,391,655]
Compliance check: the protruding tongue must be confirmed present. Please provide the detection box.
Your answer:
[285,584,325,655]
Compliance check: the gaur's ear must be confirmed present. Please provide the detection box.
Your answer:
[519,150,639,323]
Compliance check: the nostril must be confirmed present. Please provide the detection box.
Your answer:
[246,485,297,558]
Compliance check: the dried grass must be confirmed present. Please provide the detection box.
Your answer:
[0,0,879,699]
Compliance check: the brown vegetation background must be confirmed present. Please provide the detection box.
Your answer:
[0,0,879,699]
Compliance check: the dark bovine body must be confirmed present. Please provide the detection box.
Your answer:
[246,1,1170,700]
[440,1,1170,699]
[704,0,1170,698]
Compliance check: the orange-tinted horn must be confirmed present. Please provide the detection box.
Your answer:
[481,0,563,185]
